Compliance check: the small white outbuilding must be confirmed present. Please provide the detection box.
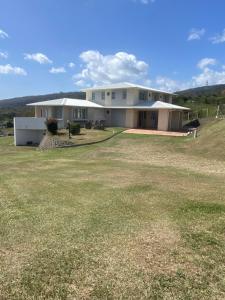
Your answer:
[14,117,46,146]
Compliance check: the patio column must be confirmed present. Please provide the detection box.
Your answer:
[158,109,170,131]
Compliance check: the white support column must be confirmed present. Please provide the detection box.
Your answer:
[158,109,170,131]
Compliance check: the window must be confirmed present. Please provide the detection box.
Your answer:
[112,91,116,99]
[92,92,96,101]
[139,90,148,101]
[101,91,105,100]
[122,90,127,100]
[52,107,63,119]
[154,93,160,101]
[107,92,110,96]
[164,94,170,103]
[73,108,87,120]
[44,108,48,118]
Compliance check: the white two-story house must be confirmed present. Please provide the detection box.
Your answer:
[31,82,189,130]
[14,82,189,145]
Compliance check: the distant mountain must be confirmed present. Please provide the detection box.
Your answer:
[176,84,225,97]
[0,91,86,109]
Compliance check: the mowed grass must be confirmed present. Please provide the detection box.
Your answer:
[1,120,225,299]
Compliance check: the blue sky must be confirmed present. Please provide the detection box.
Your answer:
[0,0,225,99]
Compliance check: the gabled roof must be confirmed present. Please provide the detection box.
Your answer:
[82,82,175,95]
[27,98,103,108]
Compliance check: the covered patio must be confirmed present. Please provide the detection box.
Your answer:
[131,101,190,131]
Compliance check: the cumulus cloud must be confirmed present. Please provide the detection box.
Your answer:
[0,29,9,39]
[210,29,225,44]
[154,76,190,92]
[0,51,8,59]
[24,52,52,64]
[0,64,27,75]
[197,58,217,69]
[49,67,66,74]
[192,67,225,86]
[74,50,149,87]
[188,28,205,41]
[68,62,75,68]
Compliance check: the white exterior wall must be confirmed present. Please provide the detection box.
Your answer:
[85,88,172,107]
[87,108,105,121]
[15,130,45,146]
[125,110,137,128]
[14,117,46,146]
[157,110,170,131]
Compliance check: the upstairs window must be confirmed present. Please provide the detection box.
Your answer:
[112,91,116,100]
[122,90,127,100]
[92,92,96,101]
[164,94,170,102]
[101,91,105,100]
[139,90,148,101]
[154,93,160,101]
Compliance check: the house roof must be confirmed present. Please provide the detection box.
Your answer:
[28,98,189,111]
[82,82,175,95]
[27,98,103,108]
[105,101,190,111]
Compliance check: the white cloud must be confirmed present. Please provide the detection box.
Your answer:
[0,29,9,39]
[24,52,52,64]
[192,67,225,86]
[74,50,149,87]
[197,58,217,69]
[68,62,75,68]
[49,67,66,74]
[0,64,27,75]
[0,51,8,59]
[155,76,190,92]
[210,29,225,44]
[188,28,205,41]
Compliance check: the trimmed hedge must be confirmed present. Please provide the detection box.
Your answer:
[70,123,81,135]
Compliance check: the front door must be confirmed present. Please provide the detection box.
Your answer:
[149,111,158,129]
[138,111,147,128]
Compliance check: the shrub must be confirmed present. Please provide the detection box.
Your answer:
[99,120,105,130]
[45,118,58,135]
[93,120,105,130]
[70,123,81,135]
[5,121,13,128]
[85,121,92,129]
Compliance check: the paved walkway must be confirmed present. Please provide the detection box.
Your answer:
[123,129,189,137]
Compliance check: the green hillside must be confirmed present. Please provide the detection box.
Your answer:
[174,85,225,118]
[187,119,225,160]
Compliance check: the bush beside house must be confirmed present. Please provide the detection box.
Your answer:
[70,123,81,135]
[46,118,58,135]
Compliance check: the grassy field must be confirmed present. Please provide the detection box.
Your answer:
[1,120,225,299]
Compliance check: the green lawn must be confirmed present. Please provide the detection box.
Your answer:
[1,120,225,299]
